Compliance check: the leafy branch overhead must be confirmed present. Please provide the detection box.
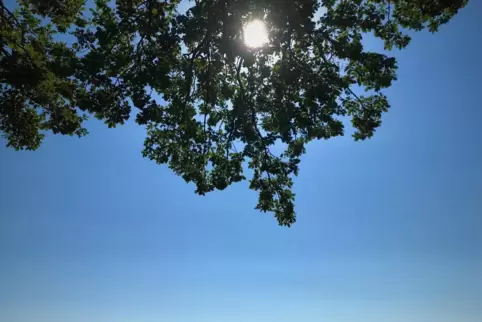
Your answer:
[0,0,469,225]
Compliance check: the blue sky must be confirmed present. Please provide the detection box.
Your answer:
[1,1,481,322]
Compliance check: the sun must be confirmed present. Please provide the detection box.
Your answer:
[243,20,268,48]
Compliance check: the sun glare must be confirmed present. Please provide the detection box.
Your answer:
[243,20,268,48]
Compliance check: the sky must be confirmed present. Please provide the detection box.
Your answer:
[1,1,481,322]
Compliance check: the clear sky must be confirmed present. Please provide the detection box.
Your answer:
[1,1,481,322]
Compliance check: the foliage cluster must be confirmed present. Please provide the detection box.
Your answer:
[0,0,469,225]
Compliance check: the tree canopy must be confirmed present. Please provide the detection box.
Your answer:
[0,0,469,226]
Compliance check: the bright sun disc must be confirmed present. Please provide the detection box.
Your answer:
[243,20,268,48]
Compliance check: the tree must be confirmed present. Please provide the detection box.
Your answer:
[0,0,469,226]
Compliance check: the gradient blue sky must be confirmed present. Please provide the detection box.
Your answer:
[1,1,481,322]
